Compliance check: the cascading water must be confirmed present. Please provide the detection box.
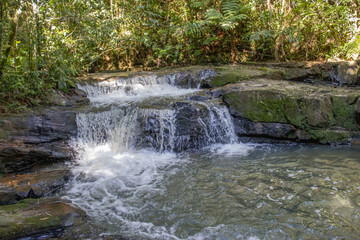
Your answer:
[64,72,254,239]
[62,72,360,240]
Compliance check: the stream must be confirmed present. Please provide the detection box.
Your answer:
[60,73,360,239]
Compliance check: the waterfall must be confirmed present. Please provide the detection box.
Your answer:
[76,72,237,153]
[65,71,251,239]
[76,103,237,153]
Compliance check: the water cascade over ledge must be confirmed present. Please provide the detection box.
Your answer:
[61,72,360,240]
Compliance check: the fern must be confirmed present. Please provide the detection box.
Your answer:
[205,0,247,31]
[205,9,222,23]
[184,21,206,38]
[344,35,360,60]
[222,0,239,18]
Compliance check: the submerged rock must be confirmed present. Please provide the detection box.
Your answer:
[0,198,85,239]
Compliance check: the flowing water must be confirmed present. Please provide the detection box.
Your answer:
[61,73,360,239]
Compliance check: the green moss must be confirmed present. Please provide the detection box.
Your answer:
[308,129,350,144]
[224,90,287,123]
[0,224,24,239]
[244,98,286,122]
[24,215,61,228]
[0,199,33,213]
[283,97,306,128]
[331,96,358,130]
[0,216,61,239]
[0,199,71,239]
[211,73,240,86]
[211,65,268,87]
[300,97,334,128]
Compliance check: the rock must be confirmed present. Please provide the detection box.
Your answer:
[355,98,360,124]
[0,198,85,239]
[233,118,297,140]
[202,65,271,87]
[332,61,360,85]
[308,129,351,145]
[46,89,89,107]
[302,96,333,127]
[0,110,78,173]
[0,84,89,174]
[134,98,234,152]
[186,95,208,102]
[281,67,310,81]
[0,167,69,205]
[0,185,21,205]
[222,79,360,144]
[224,89,288,123]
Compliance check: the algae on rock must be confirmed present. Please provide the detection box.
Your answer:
[0,198,85,239]
[222,79,360,144]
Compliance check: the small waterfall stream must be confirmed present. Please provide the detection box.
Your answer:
[76,72,238,153]
[62,72,360,240]
[65,72,254,239]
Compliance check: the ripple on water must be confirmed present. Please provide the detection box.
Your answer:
[61,145,360,239]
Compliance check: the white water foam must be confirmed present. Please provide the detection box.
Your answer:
[65,72,258,239]
[78,74,199,104]
[208,143,255,157]
[66,143,185,216]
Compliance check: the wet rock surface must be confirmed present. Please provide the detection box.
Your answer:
[0,90,88,174]
[0,166,69,205]
[135,98,234,152]
[0,198,85,239]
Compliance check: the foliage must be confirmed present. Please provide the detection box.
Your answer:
[0,0,359,112]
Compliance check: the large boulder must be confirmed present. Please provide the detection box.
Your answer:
[0,110,77,173]
[0,88,88,173]
[0,198,85,239]
[332,61,360,85]
[222,79,360,144]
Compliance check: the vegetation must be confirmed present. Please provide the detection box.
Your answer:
[0,0,359,112]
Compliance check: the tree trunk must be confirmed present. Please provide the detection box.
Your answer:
[0,8,20,76]
[0,0,3,61]
[274,36,281,62]
[35,9,42,70]
[230,31,239,63]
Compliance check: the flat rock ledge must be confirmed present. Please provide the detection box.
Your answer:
[0,198,85,239]
[221,79,360,144]
[0,166,70,205]
[0,89,88,174]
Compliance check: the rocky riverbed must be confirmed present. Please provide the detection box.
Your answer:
[0,61,359,239]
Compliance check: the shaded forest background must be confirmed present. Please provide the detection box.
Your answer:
[0,0,359,111]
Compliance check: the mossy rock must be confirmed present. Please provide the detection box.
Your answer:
[224,90,288,123]
[222,79,360,144]
[301,96,334,128]
[209,65,269,87]
[331,95,358,130]
[0,198,85,239]
[211,73,241,87]
[308,129,351,144]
